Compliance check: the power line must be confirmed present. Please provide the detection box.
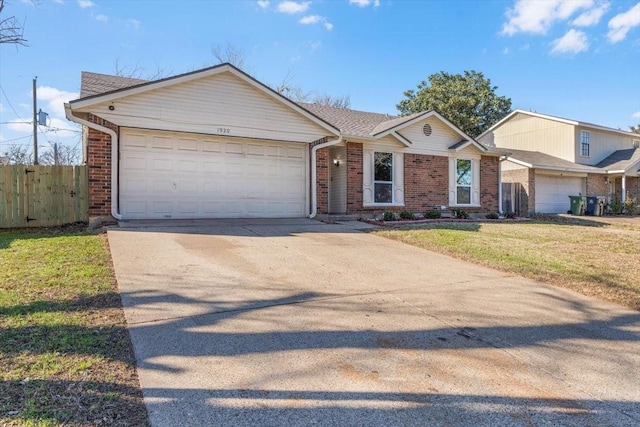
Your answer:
[0,84,28,123]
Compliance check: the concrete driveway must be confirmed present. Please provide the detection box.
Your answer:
[108,219,640,427]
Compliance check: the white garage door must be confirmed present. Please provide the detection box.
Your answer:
[120,129,307,219]
[535,174,585,214]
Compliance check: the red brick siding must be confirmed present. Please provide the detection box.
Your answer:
[316,147,329,214]
[346,142,363,214]
[403,154,449,211]
[86,114,118,218]
[586,174,608,197]
[479,156,499,213]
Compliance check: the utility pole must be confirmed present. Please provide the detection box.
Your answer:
[32,77,38,165]
[53,142,59,166]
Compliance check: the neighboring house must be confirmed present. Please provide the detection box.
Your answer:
[478,110,640,214]
[0,156,8,165]
[65,63,500,223]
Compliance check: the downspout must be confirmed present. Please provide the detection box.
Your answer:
[64,103,122,220]
[309,135,343,219]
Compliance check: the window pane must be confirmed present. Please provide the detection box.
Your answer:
[457,186,470,204]
[374,152,393,182]
[374,183,392,203]
[456,159,471,186]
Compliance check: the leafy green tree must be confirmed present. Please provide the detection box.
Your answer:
[630,123,640,134]
[397,70,512,138]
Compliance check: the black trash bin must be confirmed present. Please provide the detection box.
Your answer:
[585,196,598,215]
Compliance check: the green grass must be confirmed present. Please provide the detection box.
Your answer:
[374,219,640,310]
[0,229,148,427]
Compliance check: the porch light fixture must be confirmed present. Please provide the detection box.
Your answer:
[333,159,340,167]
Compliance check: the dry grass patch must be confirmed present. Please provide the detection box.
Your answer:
[0,228,148,426]
[374,218,640,310]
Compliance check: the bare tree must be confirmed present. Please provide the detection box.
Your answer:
[4,144,32,164]
[312,94,351,109]
[212,43,247,70]
[39,143,81,165]
[113,58,169,80]
[0,0,29,46]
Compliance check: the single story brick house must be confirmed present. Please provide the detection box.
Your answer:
[65,63,500,223]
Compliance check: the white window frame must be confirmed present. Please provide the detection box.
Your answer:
[373,151,394,204]
[449,157,480,207]
[362,149,404,207]
[580,130,590,157]
[455,159,472,205]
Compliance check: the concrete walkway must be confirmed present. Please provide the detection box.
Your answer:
[108,219,640,426]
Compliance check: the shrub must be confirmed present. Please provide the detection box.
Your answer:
[423,209,442,219]
[624,196,638,215]
[452,209,469,219]
[382,211,396,221]
[504,211,516,219]
[485,212,499,219]
[399,210,414,220]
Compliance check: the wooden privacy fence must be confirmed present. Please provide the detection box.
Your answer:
[0,165,88,228]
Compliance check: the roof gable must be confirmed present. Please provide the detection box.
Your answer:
[596,148,640,173]
[70,63,339,138]
[479,109,639,140]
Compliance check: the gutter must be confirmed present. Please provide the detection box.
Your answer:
[64,103,123,220]
[309,135,343,219]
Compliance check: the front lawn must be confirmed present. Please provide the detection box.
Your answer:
[374,217,640,310]
[0,228,148,426]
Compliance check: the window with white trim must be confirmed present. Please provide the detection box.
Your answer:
[455,159,472,205]
[580,130,590,157]
[374,152,393,203]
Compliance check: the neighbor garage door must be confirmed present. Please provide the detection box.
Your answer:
[535,174,585,214]
[119,129,307,219]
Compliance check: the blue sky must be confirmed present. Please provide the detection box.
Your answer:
[1,0,639,157]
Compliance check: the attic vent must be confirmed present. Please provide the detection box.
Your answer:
[422,123,432,137]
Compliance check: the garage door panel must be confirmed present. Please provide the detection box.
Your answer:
[120,130,307,219]
[535,175,584,214]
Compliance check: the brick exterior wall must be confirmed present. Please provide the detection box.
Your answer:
[502,168,535,215]
[86,114,118,219]
[403,153,448,212]
[479,156,499,213]
[586,174,608,197]
[342,143,499,217]
[346,142,363,214]
[315,147,329,214]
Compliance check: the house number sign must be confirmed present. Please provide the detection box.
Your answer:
[216,127,231,134]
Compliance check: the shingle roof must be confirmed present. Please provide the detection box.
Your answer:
[80,72,147,98]
[596,148,640,172]
[299,102,399,137]
[491,148,603,173]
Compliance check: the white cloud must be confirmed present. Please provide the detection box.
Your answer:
[550,28,589,54]
[95,14,108,22]
[572,1,609,26]
[257,0,270,8]
[349,0,380,7]
[607,2,640,43]
[633,111,640,119]
[503,47,511,54]
[299,14,332,30]
[7,121,32,134]
[127,18,141,29]
[502,0,594,35]
[277,1,310,14]
[37,86,79,120]
[77,0,95,8]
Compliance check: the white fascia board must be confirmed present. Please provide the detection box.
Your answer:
[392,131,412,147]
[506,157,534,169]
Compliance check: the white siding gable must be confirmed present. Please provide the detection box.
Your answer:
[396,116,465,156]
[76,72,330,143]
